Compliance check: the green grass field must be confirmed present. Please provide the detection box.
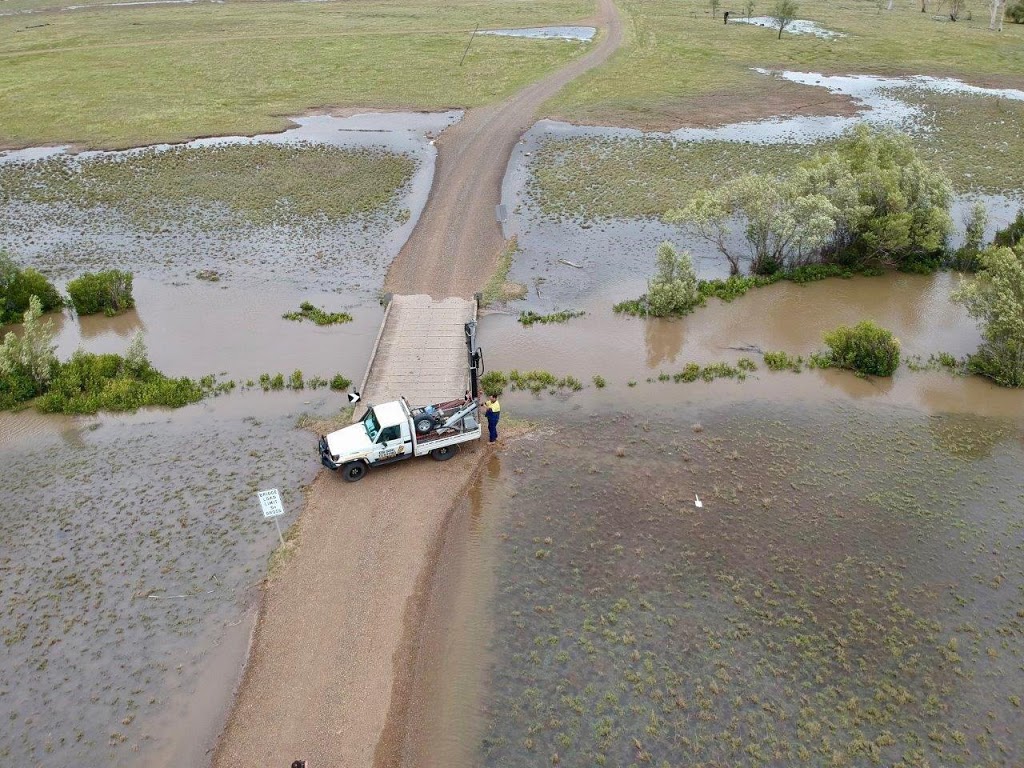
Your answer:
[547,0,1024,128]
[0,0,593,148]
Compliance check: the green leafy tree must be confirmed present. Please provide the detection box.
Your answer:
[799,125,953,269]
[0,295,58,400]
[821,320,901,377]
[670,174,837,276]
[950,201,988,271]
[772,0,799,37]
[647,242,701,316]
[994,208,1024,248]
[953,245,1024,387]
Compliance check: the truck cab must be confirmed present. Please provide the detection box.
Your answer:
[321,401,412,475]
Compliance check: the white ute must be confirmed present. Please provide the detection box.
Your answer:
[318,396,482,482]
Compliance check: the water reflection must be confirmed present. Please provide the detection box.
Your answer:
[77,307,146,340]
[644,317,685,368]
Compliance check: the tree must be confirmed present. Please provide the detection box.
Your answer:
[953,245,1024,386]
[668,173,837,276]
[990,0,1007,28]
[647,242,701,316]
[798,125,953,269]
[67,269,135,316]
[951,201,988,270]
[0,252,63,325]
[771,0,799,37]
[0,295,58,394]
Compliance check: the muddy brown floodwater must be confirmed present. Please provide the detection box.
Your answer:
[404,400,1024,767]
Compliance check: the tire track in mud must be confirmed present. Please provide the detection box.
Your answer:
[383,0,624,298]
[213,4,623,768]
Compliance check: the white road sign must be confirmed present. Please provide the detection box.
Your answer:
[257,488,285,518]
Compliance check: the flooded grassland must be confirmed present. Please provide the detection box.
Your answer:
[0,112,454,766]
[431,402,1024,767]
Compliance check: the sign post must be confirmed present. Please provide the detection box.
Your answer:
[257,488,286,547]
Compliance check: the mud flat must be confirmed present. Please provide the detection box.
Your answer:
[407,400,1024,767]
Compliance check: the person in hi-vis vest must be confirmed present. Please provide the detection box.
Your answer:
[482,394,501,443]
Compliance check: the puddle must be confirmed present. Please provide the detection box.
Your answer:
[0,111,461,297]
[512,70,1024,145]
[479,26,595,42]
[0,391,337,767]
[422,401,1024,767]
[733,16,845,38]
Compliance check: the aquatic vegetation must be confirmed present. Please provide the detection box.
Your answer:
[818,320,901,377]
[282,301,353,326]
[592,375,607,389]
[329,374,352,391]
[66,269,135,317]
[518,309,585,326]
[481,371,509,397]
[762,350,803,372]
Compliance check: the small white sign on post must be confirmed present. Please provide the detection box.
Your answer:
[257,488,286,546]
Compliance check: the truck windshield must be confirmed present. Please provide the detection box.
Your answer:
[363,410,381,442]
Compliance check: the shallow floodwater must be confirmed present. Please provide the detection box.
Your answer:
[0,391,342,767]
[480,26,595,42]
[733,16,845,38]
[510,70,1024,145]
[410,401,1024,767]
[40,276,382,382]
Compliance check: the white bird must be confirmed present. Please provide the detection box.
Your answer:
[694,494,703,508]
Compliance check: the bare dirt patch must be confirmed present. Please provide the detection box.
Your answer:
[548,77,860,132]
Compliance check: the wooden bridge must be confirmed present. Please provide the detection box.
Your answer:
[356,294,477,408]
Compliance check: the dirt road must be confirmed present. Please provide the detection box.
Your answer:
[213,5,623,767]
[383,0,624,298]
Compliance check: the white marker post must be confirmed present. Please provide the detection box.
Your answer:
[257,488,286,547]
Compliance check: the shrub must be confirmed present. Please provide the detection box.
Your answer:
[329,374,352,391]
[821,321,901,377]
[592,375,607,389]
[0,253,63,324]
[66,270,134,316]
[288,369,304,390]
[1008,0,1024,23]
[37,347,203,414]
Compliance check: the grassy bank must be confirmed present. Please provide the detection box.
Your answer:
[0,0,593,148]
[546,0,1024,130]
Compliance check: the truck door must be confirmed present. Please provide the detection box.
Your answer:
[374,424,408,462]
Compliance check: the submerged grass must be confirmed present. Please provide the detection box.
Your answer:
[478,404,1024,767]
[0,143,416,227]
[518,309,585,326]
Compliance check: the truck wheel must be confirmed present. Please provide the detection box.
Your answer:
[430,445,459,461]
[342,461,368,482]
[415,415,436,434]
